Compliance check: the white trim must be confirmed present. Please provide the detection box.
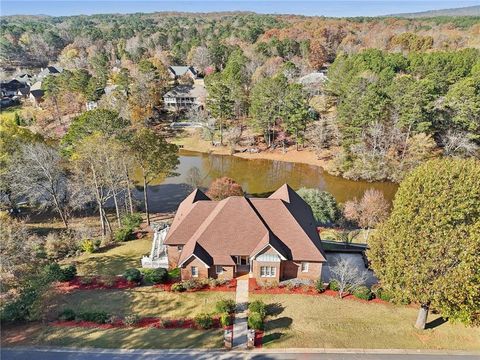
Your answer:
[191,266,198,277]
[301,262,309,272]
[178,254,211,268]
[252,244,286,261]
[215,265,223,274]
[260,266,277,278]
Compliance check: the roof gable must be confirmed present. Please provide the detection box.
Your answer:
[171,185,326,266]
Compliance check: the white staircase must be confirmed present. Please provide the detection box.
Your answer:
[141,223,169,269]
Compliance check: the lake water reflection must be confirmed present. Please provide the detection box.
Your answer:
[133,150,398,213]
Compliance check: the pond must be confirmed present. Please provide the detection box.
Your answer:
[132,150,398,213]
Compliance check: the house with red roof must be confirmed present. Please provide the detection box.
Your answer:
[164,184,327,283]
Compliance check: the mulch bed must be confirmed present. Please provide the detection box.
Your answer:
[248,278,389,305]
[55,276,138,292]
[254,330,263,348]
[51,316,226,331]
[154,279,237,292]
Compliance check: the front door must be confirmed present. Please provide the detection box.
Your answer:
[235,256,250,275]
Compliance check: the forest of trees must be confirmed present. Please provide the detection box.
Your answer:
[1,12,478,183]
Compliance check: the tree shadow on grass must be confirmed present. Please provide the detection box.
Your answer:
[265,317,292,331]
[266,302,285,316]
[425,316,448,329]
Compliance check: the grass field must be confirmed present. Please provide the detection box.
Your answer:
[2,287,232,349]
[2,324,223,349]
[64,238,152,276]
[48,287,234,320]
[252,294,480,350]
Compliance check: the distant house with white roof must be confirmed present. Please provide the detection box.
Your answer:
[163,84,206,111]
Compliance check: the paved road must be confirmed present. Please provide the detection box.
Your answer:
[2,348,479,360]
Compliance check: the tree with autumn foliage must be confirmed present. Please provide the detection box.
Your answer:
[206,177,244,200]
[344,189,389,242]
[368,158,480,328]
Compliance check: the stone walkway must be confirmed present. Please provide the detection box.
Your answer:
[232,279,249,348]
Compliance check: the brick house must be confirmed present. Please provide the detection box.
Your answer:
[164,184,326,283]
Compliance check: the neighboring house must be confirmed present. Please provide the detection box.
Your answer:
[86,101,98,110]
[164,184,327,283]
[298,72,327,96]
[29,81,44,105]
[1,79,23,97]
[168,66,198,80]
[37,65,63,79]
[163,84,206,111]
[16,86,30,98]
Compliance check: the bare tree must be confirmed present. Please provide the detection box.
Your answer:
[8,143,70,228]
[329,257,369,298]
[224,125,242,154]
[187,107,216,144]
[441,130,479,158]
[189,46,211,74]
[185,166,203,189]
[71,134,116,239]
[307,114,340,153]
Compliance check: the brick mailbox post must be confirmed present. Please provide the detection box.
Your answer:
[224,329,233,349]
[247,328,255,349]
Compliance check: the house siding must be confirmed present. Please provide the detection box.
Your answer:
[281,260,323,281]
[180,257,209,280]
[166,245,183,269]
[208,265,235,280]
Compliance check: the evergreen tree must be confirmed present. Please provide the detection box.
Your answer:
[368,158,480,328]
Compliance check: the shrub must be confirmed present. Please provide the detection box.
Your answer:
[43,263,64,282]
[58,308,76,321]
[329,280,340,291]
[80,276,94,285]
[123,268,142,283]
[353,286,373,300]
[168,268,181,280]
[215,299,236,314]
[122,213,143,229]
[45,231,78,260]
[61,264,77,281]
[171,283,185,292]
[100,275,117,288]
[81,239,95,253]
[248,300,266,319]
[248,312,264,330]
[208,278,228,288]
[220,312,232,327]
[374,287,394,302]
[124,314,140,326]
[107,315,121,324]
[114,227,134,242]
[194,313,213,329]
[182,278,206,291]
[315,279,326,293]
[141,268,168,284]
[77,311,109,324]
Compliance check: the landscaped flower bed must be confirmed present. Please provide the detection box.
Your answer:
[51,316,228,330]
[156,278,237,292]
[248,278,389,304]
[55,276,138,292]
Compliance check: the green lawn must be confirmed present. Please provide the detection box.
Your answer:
[47,287,234,320]
[252,294,480,350]
[64,238,152,276]
[2,324,223,349]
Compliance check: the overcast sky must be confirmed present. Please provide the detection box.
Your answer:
[1,1,479,17]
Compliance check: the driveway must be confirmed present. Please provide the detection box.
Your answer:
[2,348,479,360]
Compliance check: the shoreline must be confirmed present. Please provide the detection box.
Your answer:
[173,134,332,170]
